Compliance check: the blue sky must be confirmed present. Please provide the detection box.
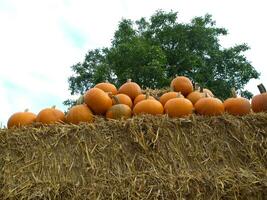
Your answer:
[0,0,267,126]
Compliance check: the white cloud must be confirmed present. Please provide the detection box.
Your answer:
[0,0,86,125]
[0,0,266,125]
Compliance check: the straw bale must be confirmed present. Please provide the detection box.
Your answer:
[142,87,170,99]
[0,113,267,199]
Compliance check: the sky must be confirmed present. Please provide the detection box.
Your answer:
[0,0,266,126]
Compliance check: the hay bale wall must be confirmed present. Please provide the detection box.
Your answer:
[0,114,267,199]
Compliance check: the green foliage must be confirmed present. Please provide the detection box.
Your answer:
[108,37,168,88]
[65,10,259,106]
[68,48,112,95]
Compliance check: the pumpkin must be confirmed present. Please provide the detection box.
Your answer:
[118,79,142,100]
[203,88,214,97]
[134,93,155,105]
[194,95,224,116]
[66,104,94,124]
[94,81,117,95]
[159,91,184,106]
[84,88,112,115]
[251,84,267,113]
[7,109,36,129]
[186,85,205,105]
[224,89,251,116]
[133,99,164,115]
[170,76,193,96]
[112,94,133,108]
[36,106,65,124]
[164,94,193,118]
[106,96,132,119]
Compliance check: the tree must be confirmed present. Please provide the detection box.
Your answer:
[65,10,259,106]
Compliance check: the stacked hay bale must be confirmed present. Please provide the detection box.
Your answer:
[0,114,266,199]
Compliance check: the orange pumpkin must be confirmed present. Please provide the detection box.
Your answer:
[84,88,112,115]
[164,95,193,118]
[112,94,133,108]
[252,84,267,113]
[187,86,205,105]
[159,91,183,106]
[36,106,65,124]
[195,96,224,116]
[66,104,94,124]
[170,76,193,96]
[106,96,132,119]
[133,99,164,115]
[118,79,142,100]
[7,109,36,129]
[224,89,250,116]
[134,93,155,105]
[94,81,117,95]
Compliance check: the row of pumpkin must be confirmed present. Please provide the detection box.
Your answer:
[7,76,267,128]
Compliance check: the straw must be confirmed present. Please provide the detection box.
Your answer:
[0,113,266,199]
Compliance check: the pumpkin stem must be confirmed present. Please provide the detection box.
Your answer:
[200,87,204,93]
[177,92,183,98]
[205,92,211,98]
[194,83,199,91]
[76,95,84,105]
[105,80,109,83]
[24,109,29,112]
[144,87,151,99]
[127,79,132,83]
[107,92,113,98]
[257,83,266,94]
[51,105,56,109]
[112,95,120,104]
[231,88,237,98]
[145,92,150,99]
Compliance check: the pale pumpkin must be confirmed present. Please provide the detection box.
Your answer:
[106,96,132,119]
[203,88,214,97]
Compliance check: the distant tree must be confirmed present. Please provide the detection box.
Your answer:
[64,10,259,106]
